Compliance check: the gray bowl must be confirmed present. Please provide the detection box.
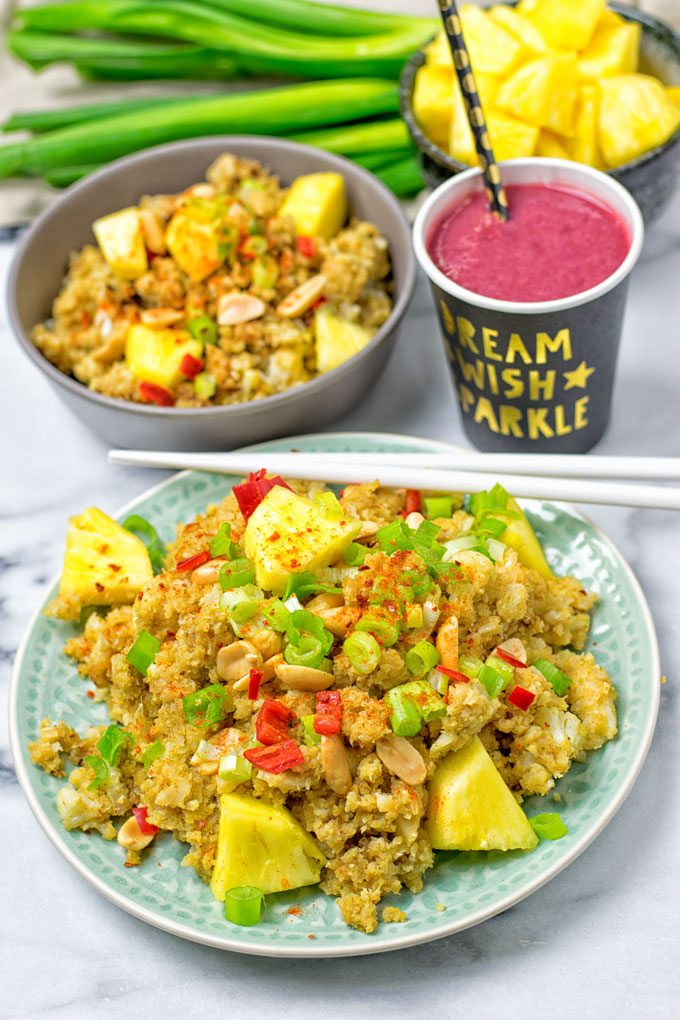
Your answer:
[8,137,416,451]
[400,2,680,224]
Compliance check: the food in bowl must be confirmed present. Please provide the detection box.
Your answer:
[31,153,393,408]
[29,472,617,933]
[413,0,680,171]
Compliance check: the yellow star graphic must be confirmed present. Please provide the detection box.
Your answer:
[563,360,595,391]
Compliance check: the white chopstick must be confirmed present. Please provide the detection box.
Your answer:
[108,448,680,510]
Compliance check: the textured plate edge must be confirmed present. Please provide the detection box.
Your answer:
[8,431,661,959]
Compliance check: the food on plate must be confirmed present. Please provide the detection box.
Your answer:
[30,474,617,933]
[31,154,393,408]
[413,0,680,170]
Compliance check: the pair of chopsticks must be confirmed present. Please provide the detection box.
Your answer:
[108,449,680,511]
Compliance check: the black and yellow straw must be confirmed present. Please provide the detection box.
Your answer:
[438,0,510,221]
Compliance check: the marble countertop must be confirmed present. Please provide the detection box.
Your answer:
[2,48,680,1020]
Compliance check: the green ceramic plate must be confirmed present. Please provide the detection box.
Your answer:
[10,433,660,958]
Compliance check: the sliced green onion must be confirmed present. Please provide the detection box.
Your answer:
[219,558,255,590]
[459,654,483,679]
[389,680,446,722]
[428,670,449,697]
[423,495,454,519]
[282,571,341,601]
[486,538,507,562]
[287,610,334,654]
[405,639,440,677]
[85,754,109,790]
[485,655,515,686]
[97,724,133,766]
[413,519,440,549]
[123,514,166,573]
[344,541,367,566]
[376,518,414,554]
[284,634,325,669]
[529,813,569,840]
[183,684,233,728]
[210,522,240,558]
[218,752,252,784]
[251,254,279,290]
[385,688,422,737]
[126,629,160,675]
[343,631,381,675]
[188,314,218,345]
[469,483,511,517]
[443,535,479,558]
[355,611,400,647]
[475,517,507,538]
[401,569,432,600]
[313,491,343,520]
[301,714,322,747]
[142,740,165,769]
[220,586,262,623]
[534,658,571,696]
[263,598,291,631]
[477,663,506,698]
[224,886,263,926]
[194,371,217,399]
[405,604,423,630]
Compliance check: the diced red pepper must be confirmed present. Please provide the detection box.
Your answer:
[244,739,304,774]
[139,381,175,406]
[507,685,536,711]
[248,667,263,701]
[233,468,293,522]
[132,806,159,835]
[180,353,204,379]
[405,490,422,515]
[437,665,470,683]
[255,698,291,745]
[176,550,210,572]
[295,236,315,259]
[314,689,342,735]
[496,647,527,670]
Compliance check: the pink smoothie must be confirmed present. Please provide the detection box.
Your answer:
[428,183,631,303]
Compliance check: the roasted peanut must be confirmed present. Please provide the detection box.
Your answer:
[275,663,335,692]
[117,815,155,852]
[321,734,352,795]
[276,274,325,318]
[376,735,427,785]
[216,640,262,682]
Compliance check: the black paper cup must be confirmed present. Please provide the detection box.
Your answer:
[413,158,644,453]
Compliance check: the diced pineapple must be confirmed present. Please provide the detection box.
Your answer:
[499,497,553,578]
[667,86,680,108]
[413,64,455,150]
[527,0,605,51]
[279,172,347,240]
[426,8,522,77]
[55,507,153,616]
[578,19,640,79]
[448,72,506,164]
[92,207,148,280]
[489,5,550,56]
[568,85,605,167]
[210,794,326,900]
[536,130,570,159]
[165,204,225,282]
[599,74,680,167]
[426,737,538,852]
[314,303,374,374]
[244,485,361,593]
[451,105,539,166]
[496,53,579,136]
[423,30,453,68]
[598,9,627,29]
[125,324,202,391]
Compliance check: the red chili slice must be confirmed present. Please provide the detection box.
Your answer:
[248,667,263,701]
[507,685,536,711]
[180,353,204,379]
[495,647,527,670]
[132,806,159,835]
[295,236,316,259]
[139,381,175,406]
[255,698,291,745]
[405,490,422,515]
[244,739,304,774]
[176,550,210,572]
[233,469,293,522]
[437,665,470,683]
[314,689,342,735]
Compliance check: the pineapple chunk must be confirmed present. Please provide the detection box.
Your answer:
[568,84,605,167]
[426,8,522,77]
[489,5,550,56]
[496,54,579,136]
[55,507,153,617]
[92,207,148,280]
[244,485,361,594]
[315,303,374,374]
[499,497,553,578]
[578,19,640,79]
[210,794,326,900]
[165,204,225,282]
[527,0,605,52]
[536,130,570,159]
[279,172,347,240]
[125,324,202,391]
[427,737,538,852]
[599,74,680,167]
[667,86,680,109]
[451,105,538,166]
[413,64,455,150]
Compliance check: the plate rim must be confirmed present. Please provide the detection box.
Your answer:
[9,431,661,958]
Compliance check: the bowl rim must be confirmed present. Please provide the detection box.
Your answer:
[400,0,680,181]
[7,135,416,419]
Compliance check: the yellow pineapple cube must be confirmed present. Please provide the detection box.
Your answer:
[51,507,153,619]
[125,324,203,391]
[578,19,640,79]
[536,130,570,159]
[496,53,579,136]
[499,497,553,578]
[667,86,680,108]
[412,64,455,150]
[279,172,347,240]
[527,0,605,51]
[599,74,680,167]
[423,31,452,68]
[448,71,502,165]
[568,85,605,167]
[489,5,550,56]
[92,207,148,280]
[244,486,361,593]
[451,106,538,166]
[165,204,225,282]
[425,8,523,77]
[315,304,374,374]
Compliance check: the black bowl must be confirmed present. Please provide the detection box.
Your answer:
[400,2,680,224]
